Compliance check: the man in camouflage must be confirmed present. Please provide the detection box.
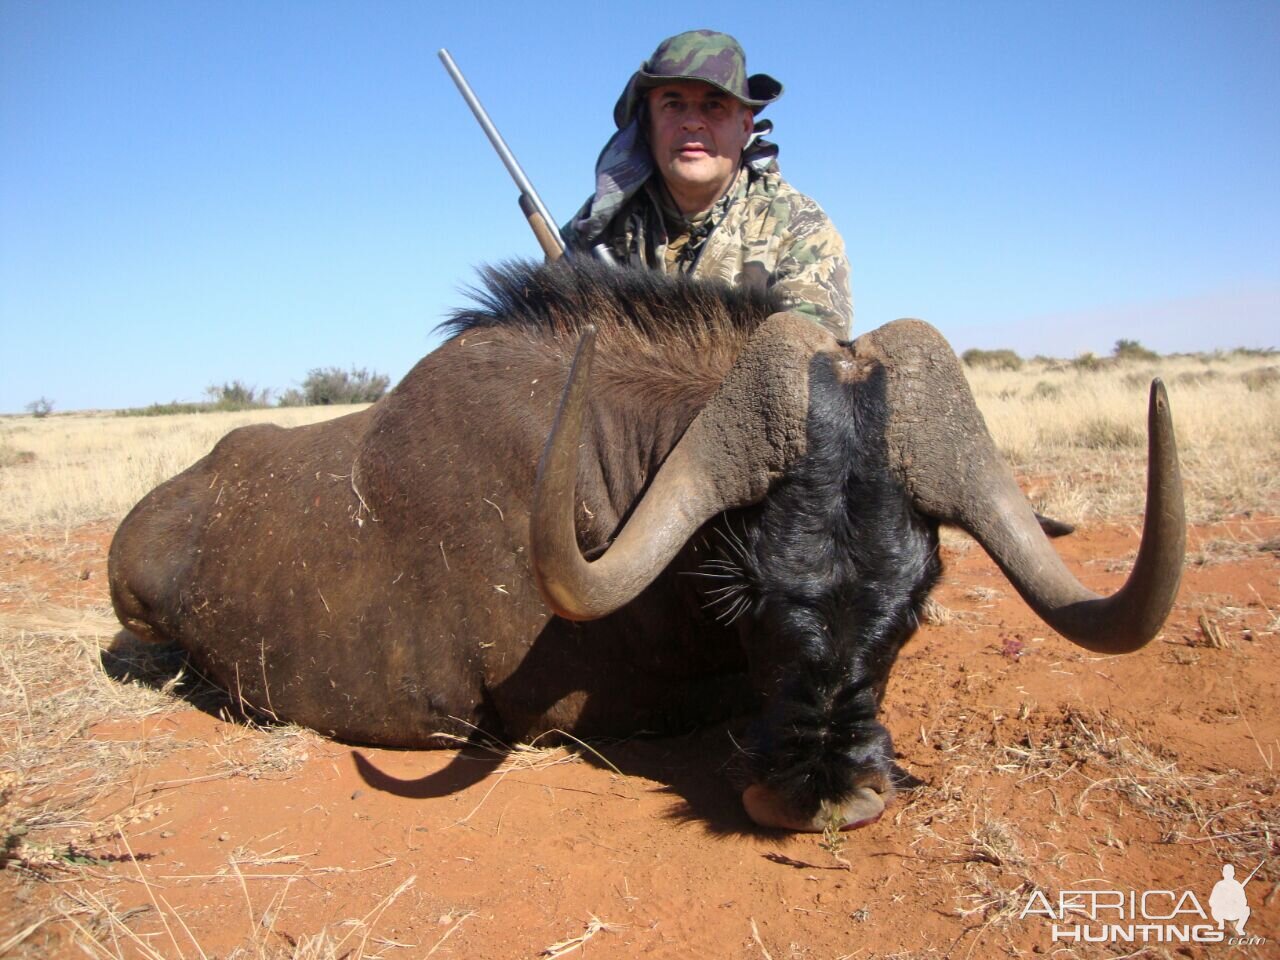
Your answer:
[564,30,852,338]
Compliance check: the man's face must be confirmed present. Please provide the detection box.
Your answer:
[646,81,754,215]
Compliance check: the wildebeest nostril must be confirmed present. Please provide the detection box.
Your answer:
[741,782,889,833]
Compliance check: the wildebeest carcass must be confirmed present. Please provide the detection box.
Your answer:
[109,260,1185,832]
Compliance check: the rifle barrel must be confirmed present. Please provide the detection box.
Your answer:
[438,49,568,259]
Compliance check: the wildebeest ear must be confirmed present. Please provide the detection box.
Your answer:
[1034,513,1075,538]
[530,312,837,621]
[945,514,1075,539]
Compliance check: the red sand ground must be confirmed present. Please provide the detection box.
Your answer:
[2,517,1277,958]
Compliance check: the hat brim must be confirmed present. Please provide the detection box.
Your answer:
[613,71,782,128]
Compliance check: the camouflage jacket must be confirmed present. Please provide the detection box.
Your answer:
[565,165,852,338]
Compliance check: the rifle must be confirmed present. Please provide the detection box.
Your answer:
[1241,859,1265,886]
[438,49,615,265]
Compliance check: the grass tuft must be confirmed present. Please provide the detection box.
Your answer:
[1241,366,1279,392]
[1074,417,1144,450]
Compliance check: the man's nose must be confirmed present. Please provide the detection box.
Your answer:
[680,113,706,130]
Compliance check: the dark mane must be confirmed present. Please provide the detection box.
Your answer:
[442,259,786,347]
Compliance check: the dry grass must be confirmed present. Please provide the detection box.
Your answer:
[1,354,1277,956]
[0,406,366,532]
[539,916,619,958]
[3,351,1278,535]
[0,581,588,956]
[37,870,419,960]
[1,610,179,864]
[0,602,385,958]
[965,352,1280,520]
[892,718,1273,960]
[3,616,205,839]
[919,596,953,627]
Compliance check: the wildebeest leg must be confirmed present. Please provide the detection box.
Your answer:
[617,671,758,738]
[485,613,754,741]
[489,662,759,743]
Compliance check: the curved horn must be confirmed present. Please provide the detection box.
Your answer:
[962,379,1184,652]
[854,319,1184,654]
[531,314,835,621]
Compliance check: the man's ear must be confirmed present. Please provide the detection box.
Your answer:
[740,108,755,145]
[637,102,652,144]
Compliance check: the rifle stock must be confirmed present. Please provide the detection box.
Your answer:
[518,194,565,262]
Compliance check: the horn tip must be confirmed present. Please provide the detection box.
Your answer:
[1149,378,1170,414]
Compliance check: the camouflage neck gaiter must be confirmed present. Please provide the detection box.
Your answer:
[657,167,749,273]
[571,117,779,250]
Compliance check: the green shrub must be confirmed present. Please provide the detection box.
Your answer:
[290,367,390,406]
[24,397,53,418]
[1071,352,1108,372]
[205,380,272,411]
[116,401,212,417]
[116,380,272,416]
[1113,339,1159,362]
[1030,381,1062,400]
[962,348,1023,371]
[113,367,390,416]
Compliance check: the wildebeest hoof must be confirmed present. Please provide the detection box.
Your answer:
[741,783,889,832]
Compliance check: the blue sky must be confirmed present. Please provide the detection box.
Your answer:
[2,1,1277,413]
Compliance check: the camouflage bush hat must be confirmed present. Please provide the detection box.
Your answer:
[612,29,783,128]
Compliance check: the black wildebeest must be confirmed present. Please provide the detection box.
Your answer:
[109,261,1184,831]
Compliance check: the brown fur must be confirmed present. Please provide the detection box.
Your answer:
[446,259,783,413]
[109,262,775,747]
